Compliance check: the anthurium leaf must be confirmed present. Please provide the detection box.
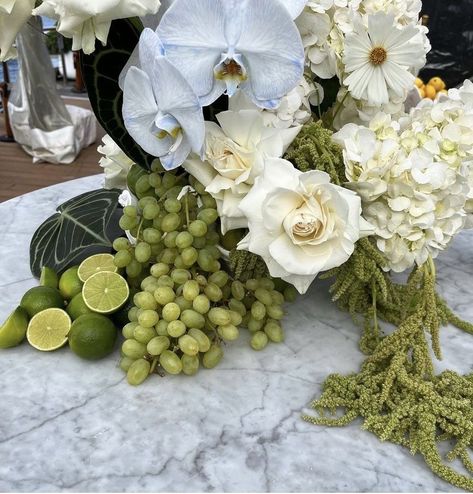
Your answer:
[29,189,121,277]
[81,18,155,171]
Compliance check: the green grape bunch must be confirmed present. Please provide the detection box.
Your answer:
[113,162,298,386]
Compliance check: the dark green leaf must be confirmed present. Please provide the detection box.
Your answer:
[29,189,121,277]
[81,18,155,171]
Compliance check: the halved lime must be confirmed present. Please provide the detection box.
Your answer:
[78,254,118,282]
[40,267,59,289]
[82,271,129,314]
[0,307,29,349]
[26,308,71,351]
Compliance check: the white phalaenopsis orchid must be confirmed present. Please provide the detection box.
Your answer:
[122,29,205,170]
[33,0,161,55]
[279,0,308,19]
[0,0,35,61]
[157,0,305,109]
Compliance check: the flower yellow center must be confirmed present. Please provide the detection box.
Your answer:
[369,46,387,65]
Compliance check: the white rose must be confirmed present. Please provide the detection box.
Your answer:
[98,135,135,190]
[0,0,35,61]
[184,110,301,234]
[33,0,161,54]
[238,158,373,294]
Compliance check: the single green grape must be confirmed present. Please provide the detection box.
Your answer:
[138,196,157,209]
[159,350,183,375]
[135,242,152,263]
[162,302,181,322]
[284,285,298,303]
[264,321,285,343]
[134,291,158,310]
[181,354,200,376]
[164,231,179,249]
[122,322,138,340]
[228,298,247,317]
[181,247,199,267]
[171,269,191,285]
[151,263,170,278]
[161,213,181,233]
[151,159,165,173]
[120,356,136,372]
[155,319,169,336]
[119,215,139,231]
[167,320,187,338]
[197,249,214,271]
[156,274,174,288]
[193,294,211,315]
[175,295,193,311]
[251,301,267,321]
[173,255,186,270]
[250,331,269,351]
[270,290,285,306]
[126,259,143,279]
[197,208,218,225]
[218,324,240,341]
[176,231,194,250]
[193,237,206,249]
[148,172,162,188]
[246,279,259,291]
[205,231,220,246]
[259,278,275,291]
[267,305,284,320]
[208,308,231,326]
[138,309,160,328]
[128,306,139,322]
[231,281,246,301]
[160,248,178,265]
[135,175,152,195]
[134,325,157,344]
[164,198,182,213]
[189,220,208,238]
[202,344,224,369]
[143,228,162,244]
[113,237,131,251]
[127,359,151,386]
[228,310,243,326]
[147,335,170,356]
[200,194,217,209]
[208,271,229,288]
[122,339,147,359]
[254,288,273,306]
[204,283,223,303]
[188,328,211,352]
[247,317,264,333]
[143,203,160,220]
[154,286,176,306]
[123,206,138,218]
[183,280,200,301]
[114,250,132,268]
[179,334,199,356]
[180,309,205,329]
[162,172,177,189]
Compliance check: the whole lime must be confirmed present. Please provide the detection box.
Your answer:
[20,286,64,318]
[59,266,83,300]
[68,314,117,360]
[66,293,94,320]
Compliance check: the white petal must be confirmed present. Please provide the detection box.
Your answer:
[183,157,217,188]
[262,188,302,233]
[157,0,226,103]
[277,0,307,19]
[0,0,35,61]
[236,0,304,105]
[160,135,192,170]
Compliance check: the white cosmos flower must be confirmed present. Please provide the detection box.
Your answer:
[33,0,161,54]
[238,158,372,294]
[183,110,301,233]
[157,0,304,109]
[122,29,205,171]
[343,12,426,106]
[98,135,135,190]
[0,0,35,61]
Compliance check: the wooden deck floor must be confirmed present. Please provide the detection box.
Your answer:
[0,97,104,203]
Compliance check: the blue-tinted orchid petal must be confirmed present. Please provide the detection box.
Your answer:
[157,0,304,109]
[122,29,205,170]
[277,0,307,19]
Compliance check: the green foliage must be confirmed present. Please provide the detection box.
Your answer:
[81,18,155,171]
[284,121,346,184]
[305,249,473,490]
[229,249,269,282]
[30,189,121,278]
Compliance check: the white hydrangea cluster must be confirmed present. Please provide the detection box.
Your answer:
[229,77,322,129]
[333,86,473,272]
[297,0,427,81]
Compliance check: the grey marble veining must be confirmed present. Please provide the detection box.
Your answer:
[0,176,472,492]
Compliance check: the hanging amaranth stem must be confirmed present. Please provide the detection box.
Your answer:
[304,259,473,491]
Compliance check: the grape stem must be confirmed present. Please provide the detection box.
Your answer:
[185,194,191,228]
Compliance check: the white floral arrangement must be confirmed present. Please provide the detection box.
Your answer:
[1,0,473,489]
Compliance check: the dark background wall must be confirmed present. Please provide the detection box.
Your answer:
[420,0,473,88]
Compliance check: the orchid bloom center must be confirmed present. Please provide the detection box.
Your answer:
[369,46,388,66]
[154,113,181,141]
[214,55,248,97]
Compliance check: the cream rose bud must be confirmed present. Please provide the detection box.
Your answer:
[238,158,372,294]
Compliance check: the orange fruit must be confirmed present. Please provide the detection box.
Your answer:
[424,84,437,100]
[414,77,424,88]
[428,77,446,92]
[418,86,426,99]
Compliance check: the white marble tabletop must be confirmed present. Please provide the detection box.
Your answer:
[0,175,472,492]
